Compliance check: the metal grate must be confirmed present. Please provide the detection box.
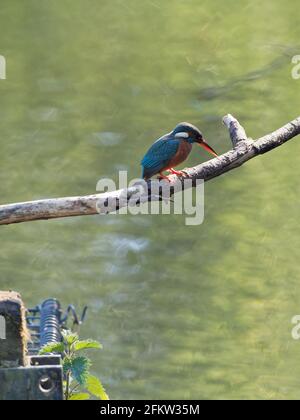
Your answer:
[26,299,88,355]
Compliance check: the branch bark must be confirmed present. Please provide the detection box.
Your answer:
[1,114,300,226]
[222,114,248,147]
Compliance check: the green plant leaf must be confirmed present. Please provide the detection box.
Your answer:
[69,393,91,400]
[63,357,73,374]
[86,375,109,400]
[39,342,64,355]
[62,330,79,345]
[69,356,91,385]
[73,340,102,352]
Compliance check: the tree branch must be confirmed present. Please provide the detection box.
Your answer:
[222,114,248,147]
[1,114,300,226]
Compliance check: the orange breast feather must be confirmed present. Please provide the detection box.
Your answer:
[162,141,192,170]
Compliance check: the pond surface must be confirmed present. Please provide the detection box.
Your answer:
[1,0,300,399]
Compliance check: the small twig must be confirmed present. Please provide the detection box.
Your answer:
[222,114,248,147]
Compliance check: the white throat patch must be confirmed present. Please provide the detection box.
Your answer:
[174,132,189,139]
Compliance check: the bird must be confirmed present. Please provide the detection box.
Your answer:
[141,122,218,181]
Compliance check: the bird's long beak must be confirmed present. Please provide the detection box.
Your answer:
[198,140,218,158]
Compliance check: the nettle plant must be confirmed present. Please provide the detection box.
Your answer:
[39,330,109,400]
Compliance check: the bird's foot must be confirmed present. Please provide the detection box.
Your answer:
[158,173,172,182]
[169,168,186,176]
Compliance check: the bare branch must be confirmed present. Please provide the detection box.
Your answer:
[0,114,300,226]
[222,114,248,147]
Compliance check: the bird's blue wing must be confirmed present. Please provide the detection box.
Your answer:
[141,136,180,178]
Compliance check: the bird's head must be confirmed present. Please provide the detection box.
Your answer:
[172,122,218,157]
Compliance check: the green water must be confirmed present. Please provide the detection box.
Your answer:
[1,0,300,399]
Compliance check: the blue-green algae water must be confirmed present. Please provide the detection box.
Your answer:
[1,0,300,399]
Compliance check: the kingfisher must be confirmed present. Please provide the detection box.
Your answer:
[141,122,218,181]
